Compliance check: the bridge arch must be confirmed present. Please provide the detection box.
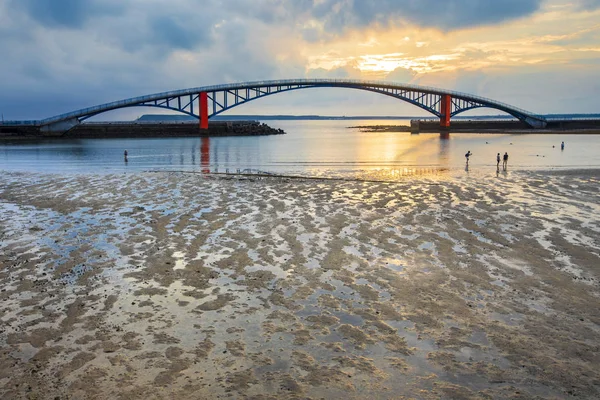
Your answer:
[38,79,547,133]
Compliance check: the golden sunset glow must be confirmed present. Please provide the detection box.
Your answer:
[294,1,600,88]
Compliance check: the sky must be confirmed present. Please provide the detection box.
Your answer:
[1,0,600,120]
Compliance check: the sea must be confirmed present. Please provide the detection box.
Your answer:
[1,119,599,180]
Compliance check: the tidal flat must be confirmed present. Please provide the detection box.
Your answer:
[0,170,599,399]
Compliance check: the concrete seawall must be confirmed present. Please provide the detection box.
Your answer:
[0,121,285,139]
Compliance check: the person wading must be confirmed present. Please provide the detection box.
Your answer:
[502,152,509,170]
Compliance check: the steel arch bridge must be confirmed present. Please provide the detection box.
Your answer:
[38,79,547,133]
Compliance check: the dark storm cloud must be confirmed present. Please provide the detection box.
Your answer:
[8,0,123,29]
[226,0,544,33]
[136,10,219,54]
[287,0,544,33]
[150,16,210,51]
[7,0,216,54]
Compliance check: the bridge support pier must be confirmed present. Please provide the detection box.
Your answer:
[199,92,208,130]
[524,116,547,129]
[40,117,80,136]
[440,94,451,128]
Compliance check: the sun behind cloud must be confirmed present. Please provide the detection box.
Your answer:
[302,1,600,85]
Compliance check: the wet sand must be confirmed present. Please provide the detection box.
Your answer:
[1,169,599,399]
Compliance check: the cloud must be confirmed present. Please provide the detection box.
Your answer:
[281,0,543,34]
[148,16,210,51]
[412,64,600,114]
[0,0,289,119]
[0,0,598,120]
[1,0,548,62]
[306,64,362,79]
[7,0,123,29]
[577,0,600,10]
[385,67,417,83]
[6,0,216,55]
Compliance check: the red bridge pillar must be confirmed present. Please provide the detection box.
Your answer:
[199,92,209,130]
[201,137,210,173]
[440,94,451,128]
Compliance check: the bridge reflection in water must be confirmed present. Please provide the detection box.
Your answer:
[201,137,210,174]
[193,127,453,181]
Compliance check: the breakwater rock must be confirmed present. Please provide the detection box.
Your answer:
[0,121,285,139]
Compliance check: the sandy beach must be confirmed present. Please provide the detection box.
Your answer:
[1,169,599,399]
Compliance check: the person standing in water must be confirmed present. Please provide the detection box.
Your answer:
[561,141,565,150]
[496,153,501,169]
[124,150,128,163]
[465,150,472,164]
[502,152,508,170]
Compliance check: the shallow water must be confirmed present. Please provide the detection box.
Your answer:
[1,120,598,177]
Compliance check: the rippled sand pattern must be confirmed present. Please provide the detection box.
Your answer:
[1,170,599,399]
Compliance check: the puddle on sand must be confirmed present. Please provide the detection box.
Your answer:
[171,251,187,270]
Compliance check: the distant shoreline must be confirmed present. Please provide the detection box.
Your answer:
[349,119,600,134]
[348,124,600,134]
[154,113,600,121]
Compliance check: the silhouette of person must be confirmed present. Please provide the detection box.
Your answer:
[502,152,508,170]
[496,153,501,168]
[124,150,128,163]
[465,150,472,164]
[561,141,565,150]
